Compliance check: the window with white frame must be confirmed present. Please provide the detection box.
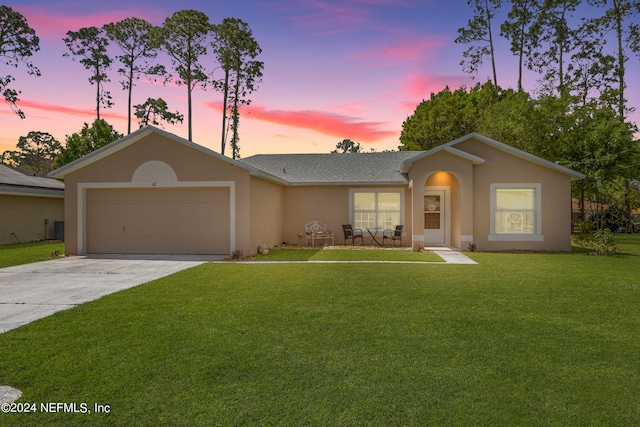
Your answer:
[490,184,543,241]
[351,190,402,230]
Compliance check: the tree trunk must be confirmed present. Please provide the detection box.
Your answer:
[231,69,241,160]
[127,64,133,134]
[614,0,625,120]
[95,64,101,121]
[518,20,525,92]
[187,84,192,141]
[187,39,193,142]
[624,178,632,233]
[581,181,586,222]
[558,5,566,94]
[220,69,229,156]
[486,0,498,86]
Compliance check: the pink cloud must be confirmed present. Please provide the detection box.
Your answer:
[330,101,367,117]
[18,99,127,121]
[269,0,374,35]
[397,73,476,115]
[402,73,469,100]
[204,101,395,142]
[268,0,413,36]
[0,107,15,117]
[352,0,410,4]
[12,5,166,40]
[350,37,447,65]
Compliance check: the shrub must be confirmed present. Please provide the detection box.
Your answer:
[231,249,244,260]
[603,205,628,232]
[573,228,618,256]
[575,220,596,234]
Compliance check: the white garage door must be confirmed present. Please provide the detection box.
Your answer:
[86,187,230,255]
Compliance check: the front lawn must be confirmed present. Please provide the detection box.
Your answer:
[0,235,639,425]
[0,242,64,269]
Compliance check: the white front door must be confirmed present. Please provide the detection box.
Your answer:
[424,190,445,245]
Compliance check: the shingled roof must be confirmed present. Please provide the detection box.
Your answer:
[0,164,64,197]
[240,151,421,185]
[240,135,586,185]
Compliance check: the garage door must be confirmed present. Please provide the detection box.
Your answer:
[86,187,230,255]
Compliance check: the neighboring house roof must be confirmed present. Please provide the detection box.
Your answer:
[240,151,420,185]
[572,198,609,213]
[0,164,64,197]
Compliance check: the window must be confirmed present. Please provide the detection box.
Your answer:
[424,194,441,230]
[496,188,534,233]
[351,190,402,230]
[490,184,543,241]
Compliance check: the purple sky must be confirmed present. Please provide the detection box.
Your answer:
[2,0,639,157]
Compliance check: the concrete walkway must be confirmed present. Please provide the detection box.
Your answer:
[0,255,222,334]
[425,247,478,265]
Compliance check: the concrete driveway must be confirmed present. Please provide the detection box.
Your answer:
[0,255,223,333]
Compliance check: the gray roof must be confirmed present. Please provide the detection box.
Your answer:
[0,164,64,197]
[240,134,586,185]
[240,151,421,185]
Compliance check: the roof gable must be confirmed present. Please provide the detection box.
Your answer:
[447,133,585,180]
[48,126,256,179]
[400,144,485,173]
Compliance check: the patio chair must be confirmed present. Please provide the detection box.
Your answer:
[342,224,363,245]
[382,225,404,247]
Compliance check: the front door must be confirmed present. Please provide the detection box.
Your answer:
[424,190,445,245]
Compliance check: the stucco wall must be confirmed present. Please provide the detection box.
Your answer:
[249,176,284,253]
[282,185,411,246]
[0,194,64,245]
[455,139,574,251]
[62,133,252,255]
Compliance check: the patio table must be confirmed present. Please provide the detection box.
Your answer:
[366,228,382,246]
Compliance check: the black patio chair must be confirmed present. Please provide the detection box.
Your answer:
[382,225,404,247]
[342,224,363,245]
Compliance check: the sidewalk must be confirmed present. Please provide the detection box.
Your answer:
[425,247,478,264]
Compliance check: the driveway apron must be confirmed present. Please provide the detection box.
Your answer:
[0,255,221,333]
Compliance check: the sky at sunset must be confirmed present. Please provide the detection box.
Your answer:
[2,0,639,158]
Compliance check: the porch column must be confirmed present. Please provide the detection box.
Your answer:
[458,171,474,248]
[411,177,426,249]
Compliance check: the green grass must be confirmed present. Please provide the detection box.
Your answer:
[0,236,639,425]
[254,247,444,262]
[0,242,64,268]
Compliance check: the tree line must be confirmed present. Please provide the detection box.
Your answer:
[455,0,639,117]
[401,0,640,230]
[1,6,263,171]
